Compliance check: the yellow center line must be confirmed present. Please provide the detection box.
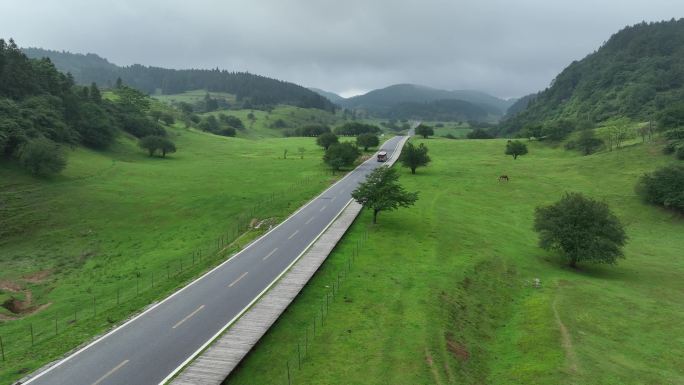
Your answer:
[172,305,205,329]
[262,248,278,261]
[305,216,315,225]
[320,205,327,212]
[91,360,129,385]
[288,230,299,239]
[228,272,249,288]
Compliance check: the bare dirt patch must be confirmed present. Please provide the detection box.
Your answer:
[0,280,23,292]
[22,269,52,283]
[1,289,52,317]
[445,332,470,361]
[424,348,444,385]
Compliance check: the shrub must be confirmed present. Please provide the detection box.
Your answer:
[18,138,67,176]
[466,128,494,139]
[636,165,684,213]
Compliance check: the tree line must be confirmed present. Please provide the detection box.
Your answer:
[0,38,173,176]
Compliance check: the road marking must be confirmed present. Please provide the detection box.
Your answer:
[320,205,327,212]
[228,272,249,288]
[305,216,315,225]
[331,195,337,202]
[172,305,205,329]
[288,230,299,239]
[262,248,278,261]
[91,360,129,385]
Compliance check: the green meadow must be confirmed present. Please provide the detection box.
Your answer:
[225,137,684,385]
[0,125,335,383]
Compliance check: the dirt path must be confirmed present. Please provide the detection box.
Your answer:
[552,289,580,374]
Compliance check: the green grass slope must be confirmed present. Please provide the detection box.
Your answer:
[0,126,334,383]
[225,138,683,385]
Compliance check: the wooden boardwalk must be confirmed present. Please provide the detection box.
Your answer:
[170,136,408,385]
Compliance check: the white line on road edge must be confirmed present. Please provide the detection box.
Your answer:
[172,305,205,329]
[262,248,278,261]
[287,230,299,240]
[319,205,327,212]
[91,360,129,385]
[305,217,315,225]
[20,134,409,385]
[228,272,249,288]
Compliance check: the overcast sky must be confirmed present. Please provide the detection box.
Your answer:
[3,0,682,98]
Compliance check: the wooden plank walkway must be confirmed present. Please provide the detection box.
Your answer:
[170,136,409,385]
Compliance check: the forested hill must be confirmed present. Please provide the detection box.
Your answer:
[340,84,514,118]
[22,48,336,112]
[387,99,496,122]
[499,19,684,135]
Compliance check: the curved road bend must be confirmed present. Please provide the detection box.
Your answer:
[22,132,411,385]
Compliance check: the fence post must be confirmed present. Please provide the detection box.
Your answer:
[30,324,34,346]
[117,288,120,305]
[136,275,140,296]
[152,272,155,288]
[55,318,58,335]
[297,343,301,369]
[305,327,308,358]
[0,335,4,361]
[286,360,291,385]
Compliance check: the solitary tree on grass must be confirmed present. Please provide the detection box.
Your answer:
[400,142,431,174]
[323,142,360,173]
[352,166,418,224]
[505,140,528,159]
[415,124,434,138]
[316,132,339,150]
[139,135,177,158]
[356,133,379,151]
[534,192,627,268]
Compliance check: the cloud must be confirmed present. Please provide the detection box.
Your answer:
[3,0,682,98]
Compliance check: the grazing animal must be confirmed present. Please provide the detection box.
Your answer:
[498,175,509,182]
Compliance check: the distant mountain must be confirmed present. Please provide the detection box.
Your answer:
[499,19,684,135]
[309,88,345,104]
[22,48,335,112]
[339,84,514,120]
[504,92,538,118]
[387,99,496,122]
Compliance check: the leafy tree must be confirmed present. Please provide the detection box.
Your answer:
[177,102,193,115]
[17,138,67,176]
[466,128,494,139]
[89,82,101,103]
[316,132,338,150]
[299,124,330,137]
[115,77,123,88]
[139,135,161,156]
[351,166,418,224]
[323,142,360,171]
[575,129,604,155]
[505,140,528,159]
[159,137,176,157]
[415,124,434,138]
[542,119,575,141]
[636,165,684,213]
[76,102,117,149]
[356,133,379,151]
[199,115,220,132]
[534,192,627,268]
[218,114,244,129]
[400,142,431,174]
[160,112,175,125]
[658,102,684,129]
[334,122,381,136]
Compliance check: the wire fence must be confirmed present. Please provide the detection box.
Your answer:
[230,226,370,385]
[0,171,336,372]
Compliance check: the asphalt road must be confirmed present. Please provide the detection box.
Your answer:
[22,132,409,385]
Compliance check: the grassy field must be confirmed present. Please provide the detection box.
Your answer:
[0,125,337,383]
[225,137,684,385]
